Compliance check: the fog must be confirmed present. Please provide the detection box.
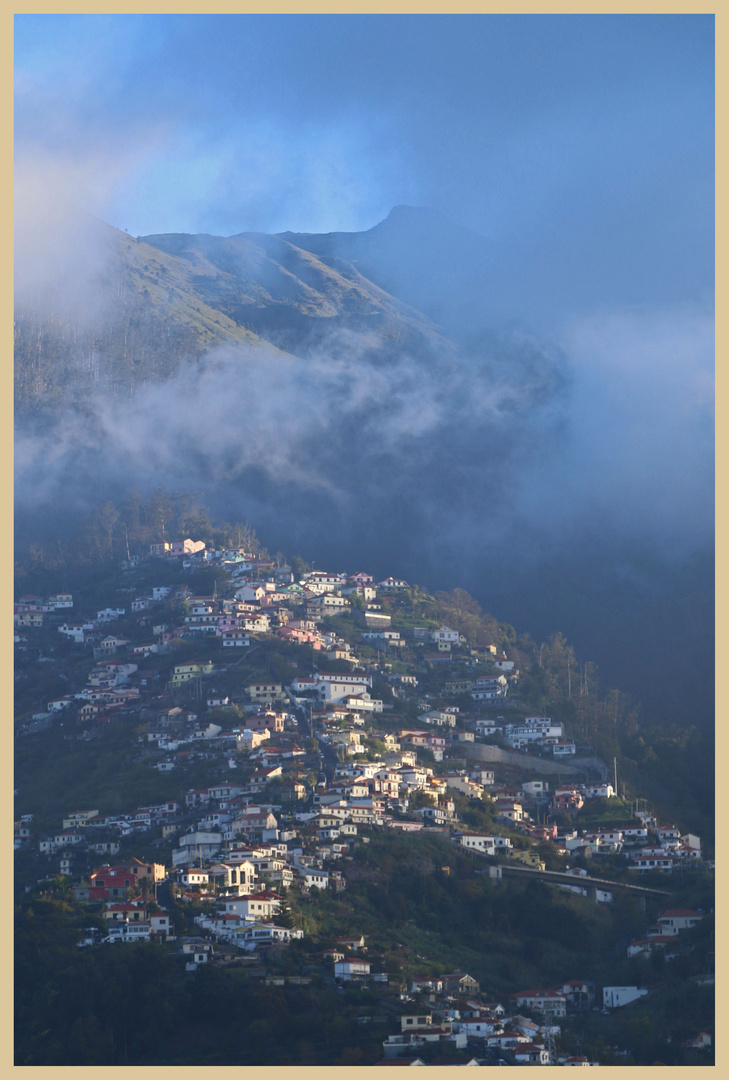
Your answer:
[15,272,713,568]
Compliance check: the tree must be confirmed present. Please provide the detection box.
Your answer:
[292,555,311,577]
[145,489,174,542]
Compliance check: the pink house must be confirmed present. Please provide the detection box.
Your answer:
[170,539,206,557]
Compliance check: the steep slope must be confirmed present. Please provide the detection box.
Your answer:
[15,209,458,417]
[14,213,272,416]
[139,228,455,360]
[278,204,499,336]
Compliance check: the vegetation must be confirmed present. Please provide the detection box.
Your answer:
[15,829,714,1065]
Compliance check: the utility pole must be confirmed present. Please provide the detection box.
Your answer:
[543,1023,558,1065]
[121,522,130,562]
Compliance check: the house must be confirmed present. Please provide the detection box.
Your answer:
[15,607,47,629]
[513,1043,551,1065]
[521,780,549,798]
[414,806,448,826]
[411,977,444,994]
[179,869,210,887]
[221,630,251,647]
[47,695,75,712]
[171,660,215,685]
[104,921,151,943]
[552,787,584,812]
[493,659,515,672]
[583,783,615,799]
[102,903,146,923]
[14,822,31,848]
[561,980,594,1006]
[377,577,409,591]
[229,923,303,950]
[336,935,367,951]
[247,682,286,703]
[335,957,371,980]
[62,810,100,829]
[602,986,648,1008]
[444,775,483,799]
[208,860,257,890]
[96,635,130,654]
[172,830,225,866]
[97,607,126,622]
[630,852,676,873]
[133,642,159,657]
[298,867,329,889]
[89,866,137,900]
[621,823,649,842]
[349,572,374,586]
[626,936,677,959]
[512,990,567,1017]
[442,973,480,995]
[457,833,511,856]
[655,909,705,935]
[493,798,523,823]
[224,892,281,920]
[656,824,681,842]
[683,1032,712,1050]
[169,538,206,557]
[382,1024,467,1058]
[47,593,73,609]
[454,1015,503,1038]
[207,694,230,707]
[508,849,545,870]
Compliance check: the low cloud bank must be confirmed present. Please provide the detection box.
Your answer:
[15,303,713,575]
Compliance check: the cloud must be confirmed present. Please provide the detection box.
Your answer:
[508,305,715,552]
[13,326,566,537]
[14,293,713,581]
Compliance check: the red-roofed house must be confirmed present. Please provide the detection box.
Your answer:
[656,909,705,935]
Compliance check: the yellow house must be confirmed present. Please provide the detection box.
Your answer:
[445,679,472,693]
[247,682,286,702]
[508,848,546,870]
[171,660,215,685]
[63,809,100,829]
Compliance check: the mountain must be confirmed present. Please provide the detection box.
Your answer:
[278,204,498,336]
[139,226,453,359]
[14,208,457,418]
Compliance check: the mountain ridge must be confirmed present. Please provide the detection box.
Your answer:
[15,206,468,415]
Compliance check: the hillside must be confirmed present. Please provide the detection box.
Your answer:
[278,203,499,335]
[14,208,456,418]
[13,515,714,1066]
[140,228,453,358]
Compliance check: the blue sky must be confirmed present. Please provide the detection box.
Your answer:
[15,13,714,314]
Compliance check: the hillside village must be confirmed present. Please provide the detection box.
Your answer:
[14,537,714,1065]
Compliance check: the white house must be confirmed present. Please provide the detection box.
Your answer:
[584,783,615,799]
[603,986,648,1008]
[655,909,705,935]
[335,958,371,980]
